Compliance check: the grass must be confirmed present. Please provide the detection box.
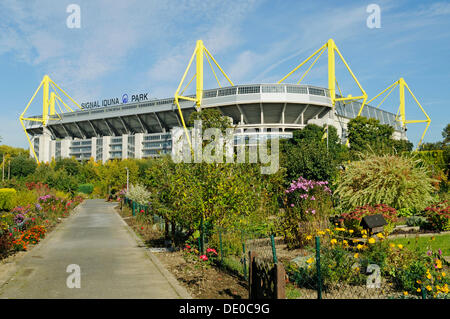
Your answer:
[286,283,302,299]
[389,233,450,256]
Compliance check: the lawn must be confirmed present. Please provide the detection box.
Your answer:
[389,233,450,256]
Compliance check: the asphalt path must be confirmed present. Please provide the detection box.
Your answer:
[0,199,189,299]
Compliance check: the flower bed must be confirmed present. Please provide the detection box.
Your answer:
[0,188,83,257]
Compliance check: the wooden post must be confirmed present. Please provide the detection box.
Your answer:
[274,263,286,299]
[248,251,258,299]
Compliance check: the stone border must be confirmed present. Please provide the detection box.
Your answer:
[112,203,192,299]
[387,230,450,239]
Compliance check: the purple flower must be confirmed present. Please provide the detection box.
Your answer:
[35,203,42,211]
[290,203,294,207]
[438,249,442,256]
[427,250,432,256]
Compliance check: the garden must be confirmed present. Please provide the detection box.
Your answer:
[0,111,449,299]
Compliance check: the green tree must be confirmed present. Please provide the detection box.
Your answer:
[281,124,347,183]
[55,158,81,176]
[187,108,233,133]
[10,155,37,178]
[347,116,395,154]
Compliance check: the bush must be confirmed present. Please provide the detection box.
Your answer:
[422,201,450,231]
[0,188,17,211]
[339,204,398,234]
[126,183,151,205]
[77,184,94,194]
[10,156,37,178]
[406,216,428,227]
[280,177,333,247]
[15,189,38,207]
[335,154,435,211]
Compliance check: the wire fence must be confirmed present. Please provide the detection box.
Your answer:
[121,198,449,299]
[286,236,449,299]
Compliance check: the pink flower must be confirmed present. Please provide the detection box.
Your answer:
[199,255,208,261]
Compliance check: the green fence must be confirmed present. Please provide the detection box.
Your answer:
[286,236,448,299]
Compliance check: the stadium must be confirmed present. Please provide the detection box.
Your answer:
[21,39,426,163]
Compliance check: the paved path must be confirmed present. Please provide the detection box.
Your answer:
[0,199,190,299]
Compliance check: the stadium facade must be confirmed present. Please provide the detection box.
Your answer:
[25,83,405,163]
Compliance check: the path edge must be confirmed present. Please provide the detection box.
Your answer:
[112,203,192,299]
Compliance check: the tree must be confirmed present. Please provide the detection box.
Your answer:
[187,108,233,134]
[443,123,450,145]
[10,155,37,178]
[55,158,81,176]
[281,124,348,183]
[347,116,394,154]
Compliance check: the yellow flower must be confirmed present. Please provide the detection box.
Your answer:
[325,228,330,233]
[435,259,442,269]
[354,253,359,258]
[368,238,376,244]
[317,231,325,236]
[427,273,432,280]
[417,288,421,292]
[354,267,360,272]
[348,229,354,234]
[330,239,337,245]
[306,257,314,264]
[306,235,313,240]
[362,235,367,239]
[442,272,446,277]
[426,285,432,291]
[307,265,312,269]
[343,240,348,245]
[357,244,364,250]
[403,291,408,296]
[376,233,384,239]
[397,244,403,249]
[416,280,422,284]
[389,243,395,248]
[361,229,367,235]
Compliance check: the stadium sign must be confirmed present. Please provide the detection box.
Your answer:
[81,92,149,109]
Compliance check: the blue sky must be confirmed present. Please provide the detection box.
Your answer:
[0,0,449,148]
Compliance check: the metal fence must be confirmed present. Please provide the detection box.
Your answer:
[286,236,448,299]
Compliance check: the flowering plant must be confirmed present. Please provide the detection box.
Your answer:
[422,201,450,231]
[281,177,333,247]
[339,204,398,235]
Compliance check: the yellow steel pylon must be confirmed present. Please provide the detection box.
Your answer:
[279,39,368,112]
[367,77,431,150]
[278,39,368,146]
[20,75,83,163]
[174,40,234,150]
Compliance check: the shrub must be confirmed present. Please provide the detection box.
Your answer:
[77,183,94,194]
[126,183,151,205]
[406,216,428,227]
[0,188,17,211]
[339,204,398,234]
[10,155,37,178]
[335,154,435,211]
[280,177,333,247]
[422,201,450,231]
[15,190,38,207]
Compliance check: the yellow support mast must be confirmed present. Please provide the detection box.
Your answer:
[174,40,234,149]
[279,38,368,114]
[20,75,83,163]
[279,39,368,146]
[367,77,431,150]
